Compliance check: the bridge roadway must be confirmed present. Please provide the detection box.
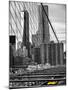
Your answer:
[9,66,66,89]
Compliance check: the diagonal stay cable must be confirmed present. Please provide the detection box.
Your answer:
[14,2,22,24]
[16,2,24,38]
[41,3,59,43]
[18,2,33,40]
[21,2,26,10]
[17,1,22,11]
[9,22,19,41]
[9,9,22,38]
[9,22,18,41]
[11,2,22,29]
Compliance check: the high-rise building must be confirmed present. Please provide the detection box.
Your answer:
[32,5,50,47]
[22,10,29,48]
[9,35,16,67]
[32,5,50,64]
[38,5,50,44]
[38,5,50,64]
[21,10,30,57]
